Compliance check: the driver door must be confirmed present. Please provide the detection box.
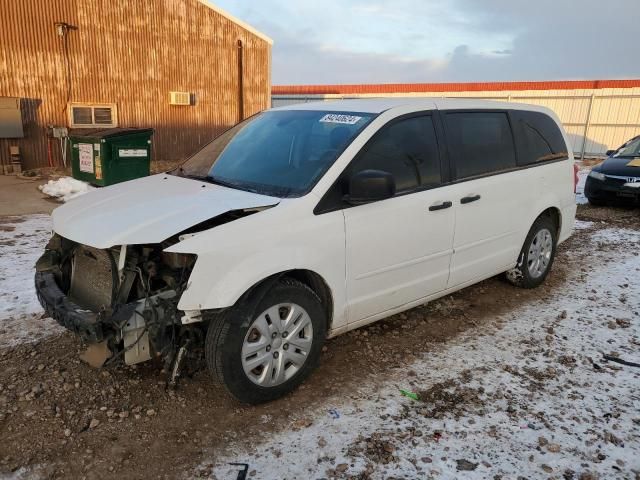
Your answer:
[342,114,455,322]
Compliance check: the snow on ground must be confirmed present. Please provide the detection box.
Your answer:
[38,177,93,202]
[576,162,592,205]
[208,227,640,480]
[0,215,63,348]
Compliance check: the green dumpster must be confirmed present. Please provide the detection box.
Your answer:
[70,128,153,186]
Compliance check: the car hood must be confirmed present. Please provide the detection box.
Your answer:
[52,174,280,248]
[598,157,640,177]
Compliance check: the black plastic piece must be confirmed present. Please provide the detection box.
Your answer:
[346,169,396,205]
[428,201,452,211]
[460,194,481,204]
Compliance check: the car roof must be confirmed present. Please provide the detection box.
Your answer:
[270,97,551,115]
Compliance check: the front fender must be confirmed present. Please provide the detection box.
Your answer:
[164,201,347,329]
[177,246,336,311]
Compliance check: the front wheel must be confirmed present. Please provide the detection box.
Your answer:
[505,216,557,289]
[205,278,326,404]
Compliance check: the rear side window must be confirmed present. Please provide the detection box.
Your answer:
[350,115,441,192]
[511,110,568,165]
[444,112,516,179]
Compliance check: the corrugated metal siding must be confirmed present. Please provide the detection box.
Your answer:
[0,0,271,170]
[272,82,640,157]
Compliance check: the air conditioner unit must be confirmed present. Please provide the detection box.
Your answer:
[169,91,191,106]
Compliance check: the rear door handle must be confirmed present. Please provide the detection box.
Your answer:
[428,201,452,211]
[460,194,481,204]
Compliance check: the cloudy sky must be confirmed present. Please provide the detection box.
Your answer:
[213,0,639,85]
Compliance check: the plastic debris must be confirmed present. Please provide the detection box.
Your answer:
[399,389,419,401]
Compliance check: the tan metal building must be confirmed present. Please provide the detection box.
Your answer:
[272,80,640,159]
[0,0,272,172]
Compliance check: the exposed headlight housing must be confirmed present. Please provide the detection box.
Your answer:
[588,171,606,181]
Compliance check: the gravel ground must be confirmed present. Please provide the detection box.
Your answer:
[0,204,638,479]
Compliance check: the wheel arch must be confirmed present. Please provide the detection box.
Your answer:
[233,269,335,332]
[536,206,562,240]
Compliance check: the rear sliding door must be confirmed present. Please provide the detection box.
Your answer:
[442,110,526,287]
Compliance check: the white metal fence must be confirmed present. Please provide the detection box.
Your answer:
[272,89,640,159]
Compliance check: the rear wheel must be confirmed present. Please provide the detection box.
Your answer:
[505,215,557,289]
[205,278,326,404]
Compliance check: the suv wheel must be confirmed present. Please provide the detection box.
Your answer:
[505,215,557,289]
[205,278,326,404]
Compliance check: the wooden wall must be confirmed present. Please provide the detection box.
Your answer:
[0,0,271,170]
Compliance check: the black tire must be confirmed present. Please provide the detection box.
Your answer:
[205,278,326,404]
[587,197,606,207]
[505,215,558,289]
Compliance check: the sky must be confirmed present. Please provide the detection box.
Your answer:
[212,0,640,85]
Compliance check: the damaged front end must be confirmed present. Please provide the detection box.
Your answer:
[35,233,201,371]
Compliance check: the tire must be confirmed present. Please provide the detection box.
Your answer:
[587,197,606,207]
[505,215,557,289]
[205,278,326,404]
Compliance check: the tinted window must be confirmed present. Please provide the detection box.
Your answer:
[349,115,441,192]
[445,112,516,179]
[512,110,568,165]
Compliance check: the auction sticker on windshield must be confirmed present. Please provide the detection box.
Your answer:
[319,114,363,125]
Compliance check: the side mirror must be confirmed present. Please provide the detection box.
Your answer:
[346,169,396,205]
[605,149,616,157]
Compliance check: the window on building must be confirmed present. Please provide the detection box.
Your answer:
[445,111,516,179]
[69,104,117,128]
[349,115,441,193]
[511,110,568,165]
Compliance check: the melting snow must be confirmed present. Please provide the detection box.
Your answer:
[0,215,63,348]
[39,177,93,202]
[207,227,640,480]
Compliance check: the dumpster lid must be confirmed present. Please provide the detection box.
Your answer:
[69,128,153,139]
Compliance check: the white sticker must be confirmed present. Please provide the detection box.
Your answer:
[118,149,147,157]
[319,114,362,125]
[78,143,93,173]
[93,143,101,151]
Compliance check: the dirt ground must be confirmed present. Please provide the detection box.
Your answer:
[0,204,639,479]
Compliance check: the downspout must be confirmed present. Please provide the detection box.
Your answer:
[237,39,244,122]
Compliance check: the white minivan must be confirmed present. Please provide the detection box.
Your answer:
[36,99,577,403]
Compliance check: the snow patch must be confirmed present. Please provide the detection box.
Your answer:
[574,219,594,230]
[0,215,64,348]
[206,227,640,480]
[39,177,93,202]
[575,164,591,205]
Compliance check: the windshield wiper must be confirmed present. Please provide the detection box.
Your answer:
[206,175,248,191]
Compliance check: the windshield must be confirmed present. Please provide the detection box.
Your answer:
[174,110,376,197]
[613,137,640,158]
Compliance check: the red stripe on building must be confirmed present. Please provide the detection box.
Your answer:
[272,79,640,95]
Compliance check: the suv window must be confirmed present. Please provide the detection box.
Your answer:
[445,112,516,179]
[349,115,441,192]
[512,110,568,165]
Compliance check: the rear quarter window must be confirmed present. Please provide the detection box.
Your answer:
[511,110,568,165]
[444,111,516,179]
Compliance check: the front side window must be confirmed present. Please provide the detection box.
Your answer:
[445,111,516,179]
[512,110,568,165]
[348,115,441,192]
[176,110,375,197]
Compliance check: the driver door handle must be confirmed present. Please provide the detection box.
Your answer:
[428,201,452,211]
[460,194,481,204]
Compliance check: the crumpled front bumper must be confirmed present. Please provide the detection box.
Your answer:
[35,271,135,344]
